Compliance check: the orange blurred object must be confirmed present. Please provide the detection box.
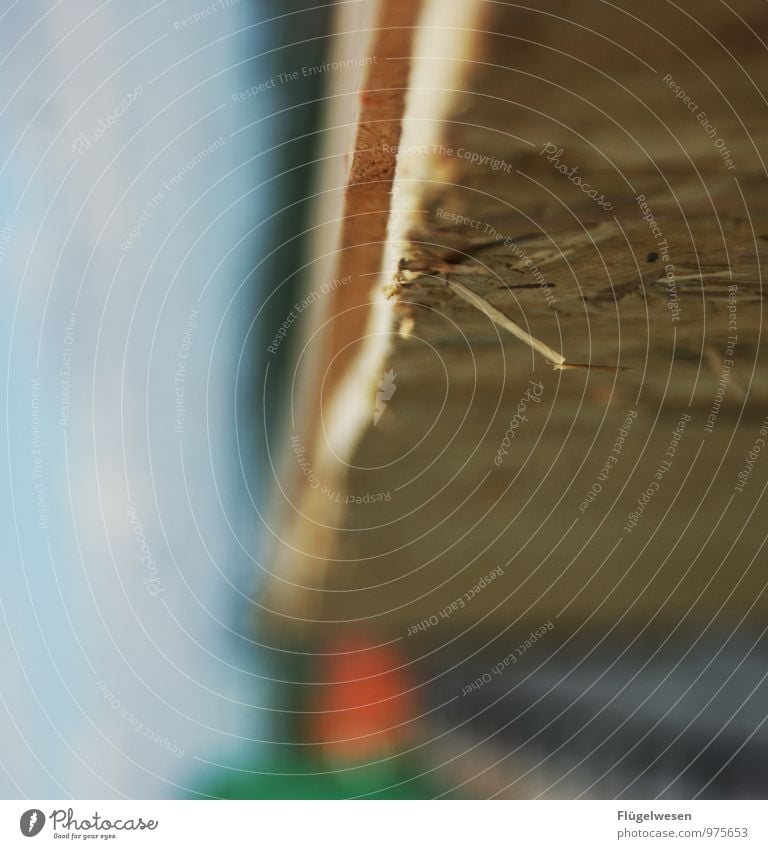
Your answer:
[311,633,416,760]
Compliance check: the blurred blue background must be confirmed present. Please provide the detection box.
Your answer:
[0,0,329,798]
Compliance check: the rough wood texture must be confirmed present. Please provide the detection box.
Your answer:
[263,0,424,620]
[265,0,768,643]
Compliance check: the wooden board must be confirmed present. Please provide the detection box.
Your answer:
[263,0,768,644]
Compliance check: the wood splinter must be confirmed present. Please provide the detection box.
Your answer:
[444,276,627,372]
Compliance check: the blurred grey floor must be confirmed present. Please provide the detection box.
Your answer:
[427,630,768,798]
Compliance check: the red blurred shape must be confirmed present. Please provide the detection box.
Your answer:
[312,632,415,759]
